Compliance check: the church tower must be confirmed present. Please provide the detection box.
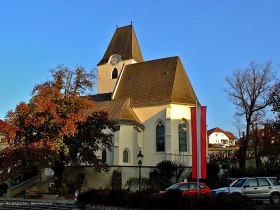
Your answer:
[97,25,144,94]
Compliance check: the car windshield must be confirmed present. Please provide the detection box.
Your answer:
[230,178,247,187]
[166,183,180,190]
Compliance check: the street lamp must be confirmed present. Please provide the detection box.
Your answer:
[137,150,144,190]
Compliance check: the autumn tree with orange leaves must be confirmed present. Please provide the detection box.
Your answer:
[0,66,115,194]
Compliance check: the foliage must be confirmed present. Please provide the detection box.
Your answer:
[155,160,182,189]
[126,177,150,191]
[224,61,277,170]
[267,81,280,163]
[77,189,255,210]
[0,66,116,191]
[112,170,122,190]
[205,162,220,189]
[228,163,280,179]
[49,178,68,195]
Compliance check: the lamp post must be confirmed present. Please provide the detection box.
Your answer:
[137,150,144,191]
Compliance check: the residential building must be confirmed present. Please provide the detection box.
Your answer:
[207,127,237,147]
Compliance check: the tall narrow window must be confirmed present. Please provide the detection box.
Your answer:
[179,122,188,152]
[123,150,129,163]
[112,68,118,79]
[156,121,165,152]
[102,150,106,163]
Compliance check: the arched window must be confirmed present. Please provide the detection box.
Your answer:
[179,122,188,152]
[112,68,118,79]
[156,121,165,152]
[123,149,129,163]
[102,150,106,163]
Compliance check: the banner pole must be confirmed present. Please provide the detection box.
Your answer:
[196,100,200,194]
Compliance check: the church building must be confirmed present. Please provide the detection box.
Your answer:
[93,24,202,169]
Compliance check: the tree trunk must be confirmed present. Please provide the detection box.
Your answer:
[52,152,66,195]
[239,118,251,171]
[239,146,246,170]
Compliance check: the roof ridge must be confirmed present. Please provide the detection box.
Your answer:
[171,56,179,100]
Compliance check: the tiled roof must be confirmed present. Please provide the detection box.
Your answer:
[93,98,144,129]
[207,127,237,139]
[224,131,237,139]
[113,56,198,106]
[98,25,144,65]
[207,127,224,136]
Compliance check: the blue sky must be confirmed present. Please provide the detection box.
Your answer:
[0,0,279,136]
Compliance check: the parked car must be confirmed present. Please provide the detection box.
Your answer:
[212,177,280,204]
[160,182,211,196]
[216,178,237,188]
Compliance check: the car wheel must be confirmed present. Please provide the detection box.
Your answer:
[270,193,280,205]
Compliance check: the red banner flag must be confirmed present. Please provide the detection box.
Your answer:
[191,105,207,179]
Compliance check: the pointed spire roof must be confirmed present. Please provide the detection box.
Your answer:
[113,56,198,106]
[98,25,144,65]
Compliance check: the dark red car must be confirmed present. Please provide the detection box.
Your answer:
[161,182,211,196]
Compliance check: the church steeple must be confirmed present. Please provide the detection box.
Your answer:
[97,25,144,94]
[98,25,144,66]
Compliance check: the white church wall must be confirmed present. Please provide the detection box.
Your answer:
[97,59,136,94]
[118,125,134,165]
[132,104,194,167]
[133,105,168,166]
[169,104,193,167]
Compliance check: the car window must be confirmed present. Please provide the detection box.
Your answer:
[178,184,189,190]
[231,178,247,187]
[245,179,257,187]
[268,178,280,186]
[166,183,180,190]
[189,183,197,190]
[257,178,270,187]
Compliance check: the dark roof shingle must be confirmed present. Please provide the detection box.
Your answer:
[93,98,144,128]
[113,56,198,106]
[98,25,144,65]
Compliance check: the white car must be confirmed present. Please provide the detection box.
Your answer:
[212,177,280,204]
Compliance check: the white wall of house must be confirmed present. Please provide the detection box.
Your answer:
[208,132,230,145]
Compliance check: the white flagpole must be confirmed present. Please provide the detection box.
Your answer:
[196,100,201,194]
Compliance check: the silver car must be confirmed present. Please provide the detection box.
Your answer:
[212,177,280,204]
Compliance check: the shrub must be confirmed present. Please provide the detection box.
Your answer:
[77,189,255,210]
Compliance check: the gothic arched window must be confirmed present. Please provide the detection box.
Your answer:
[179,122,188,152]
[112,68,118,79]
[156,121,165,152]
[123,149,129,163]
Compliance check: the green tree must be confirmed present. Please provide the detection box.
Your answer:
[0,66,116,194]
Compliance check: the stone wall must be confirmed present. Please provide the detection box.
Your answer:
[64,166,191,192]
